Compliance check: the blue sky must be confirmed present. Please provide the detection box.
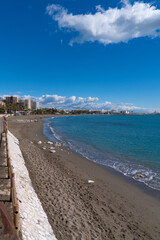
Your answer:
[0,0,160,112]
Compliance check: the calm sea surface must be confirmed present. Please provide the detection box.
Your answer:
[43,115,160,190]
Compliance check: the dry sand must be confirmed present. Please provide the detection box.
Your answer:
[8,115,160,240]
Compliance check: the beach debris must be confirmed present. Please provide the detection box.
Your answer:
[50,150,56,153]
[17,119,38,123]
[137,173,146,178]
[48,141,53,145]
[38,141,42,144]
[88,180,95,184]
[50,147,55,150]
[17,119,30,123]
[42,147,46,150]
[55,142,61,147]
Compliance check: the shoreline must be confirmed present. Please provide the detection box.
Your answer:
[43,115,160,198]
[103,164,160,200]
[7,115,160,240]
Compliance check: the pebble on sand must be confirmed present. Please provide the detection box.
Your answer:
[38,141,42,144]
[48,141,53,145]
[55,142,61,147]
[50,147,55,150]
[50,150,56,153]
[88,180,95,183]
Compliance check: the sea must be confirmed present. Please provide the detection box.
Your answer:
[43,115,160,191]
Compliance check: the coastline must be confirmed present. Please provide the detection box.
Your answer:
[8,115,160,240]
[43,115,160,196]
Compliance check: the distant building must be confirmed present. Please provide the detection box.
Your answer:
[101,109,111,114]
[123,111,130,114]
[24,99,32,109]
[0,100,6,107]
[19,99,25,108]
[6,96,18,104]
[5,96,39,110]
[111,109,120,114]
[14,111,27,116]
[19,99,33,109]
[33,101,39,110]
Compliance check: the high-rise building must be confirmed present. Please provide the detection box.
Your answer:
[33,101,39,110]
[0,101,6,107]
[24,99,32,109]
[6,96,18,104]
[19,99,25,107]
[19,99,33,109]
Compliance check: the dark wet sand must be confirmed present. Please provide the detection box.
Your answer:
[8,115,160,240]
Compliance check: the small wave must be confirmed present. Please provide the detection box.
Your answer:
[112,163,160,191]
[43,119,160,191]
[63,139,160,191]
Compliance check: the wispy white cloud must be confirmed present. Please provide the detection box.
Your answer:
[46,1,160,45]
[1,93,158,112]
[37,94,148,112]
[39,94,99,109]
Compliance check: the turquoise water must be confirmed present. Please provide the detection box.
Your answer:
[44,115,160,190]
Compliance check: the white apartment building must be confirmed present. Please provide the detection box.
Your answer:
[24,99,32,109]
[19,99,39,110]
[33,101,39,110]
[19,99,32,109]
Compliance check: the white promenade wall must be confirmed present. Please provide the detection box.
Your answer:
[7,131,57,240]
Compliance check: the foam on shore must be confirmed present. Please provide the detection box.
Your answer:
[7,130,57,240]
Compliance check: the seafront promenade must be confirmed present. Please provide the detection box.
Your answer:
[1,116,56,239]
[0,117,19,239]
[0,117,12,209]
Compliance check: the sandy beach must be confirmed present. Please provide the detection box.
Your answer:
[7,115,160,240]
